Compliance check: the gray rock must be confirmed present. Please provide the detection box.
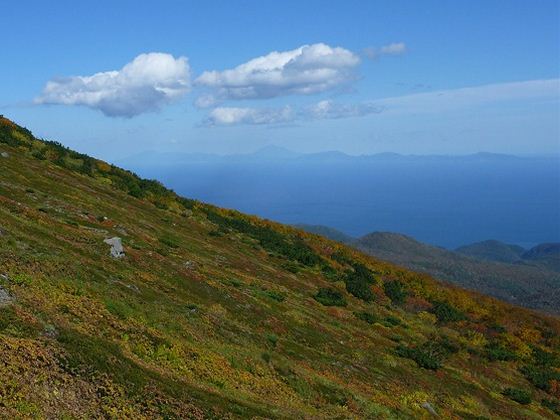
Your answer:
[0,286,13,306]
[1,152,8,158]
[421,402,438,416]
[125,283,140,293]
[103,237,125,258]
[43,324,58,338]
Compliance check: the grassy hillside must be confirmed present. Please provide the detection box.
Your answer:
[1,116,560,419]
[353,232,560,315]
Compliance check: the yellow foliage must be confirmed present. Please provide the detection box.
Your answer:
[516,327,542,344]
[418,311,437,325]
[96,161,111,172]
[10,130,28,143]
[502,333,532,359]
[401,390,432,412]
[464,331,487,347]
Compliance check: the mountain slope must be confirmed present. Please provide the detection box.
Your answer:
[523,243,560,272]
[455,240,526,263]
[354,232,560,314]
[294,223,354,244]
[1,116,560,419]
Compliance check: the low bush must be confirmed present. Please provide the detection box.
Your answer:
[354,311,378,324]
[159,236,180,248]
[265,290,285,302]
[532,347,558,367]
[334,262,376,302]
[383,281,408,305]
[485,341,518,362]
[520,364,560,392]
[396,343,442,370]
[502,387,531,405]
[383,316,402,327]
[314,288,347,307]
[266,333,278,348]
[430,300,466,323]
[542,398,560,415]
[395,336,459,370]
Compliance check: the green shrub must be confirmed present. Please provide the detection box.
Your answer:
[282,261,299,273]
[396,343,442,370]
[266,333,278,348]
[314,381,348,406]
[395,336,458,370]
[430,301,466,323]
[314,288,347,307]
[11,273,33,286]
[265,290,285,302]
[320,263,338,280]
[159,236,180,248]
[502,387,531,405]
[354,311,378,324]
[383,281,408,305]
[343,262,376,301]
[485,341,518,362]
[383,316,402,327]
[204,209,322,267]
[532,347,558,367]
[345,277,374,301]
[541,398,560,415]
[520,364,560,392]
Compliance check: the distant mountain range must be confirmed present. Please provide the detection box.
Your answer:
[297,224,560,314]
[117,147,560,249]
[118,146,547,167]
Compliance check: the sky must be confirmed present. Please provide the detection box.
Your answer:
[1,0,559,161]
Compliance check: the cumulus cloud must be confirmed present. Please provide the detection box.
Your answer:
[195,43,360,103]
[204,100,382,126]
[35,53,190,117]
[364,42,407,59]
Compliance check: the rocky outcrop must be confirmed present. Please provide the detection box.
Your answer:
[103,237,125,258]
[0,285,13,306]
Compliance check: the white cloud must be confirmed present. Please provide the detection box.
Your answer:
[195,43,360,102]
[35,53,190,117]
[202,79,559,127]
[305,100,383,119]
[204,106,295,126]
[373,79,560,115]
[364,42,407,59]
[204,99,382,126]
[194,94,220,109]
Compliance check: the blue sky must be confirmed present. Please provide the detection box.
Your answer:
[1,0,559,160]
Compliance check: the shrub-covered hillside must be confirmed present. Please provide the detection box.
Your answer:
[1,116,559,419]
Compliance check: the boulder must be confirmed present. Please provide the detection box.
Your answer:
[103,237,125,258]
[0,285,13,306]
[421,402,438,416]
[1,152,8,158]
